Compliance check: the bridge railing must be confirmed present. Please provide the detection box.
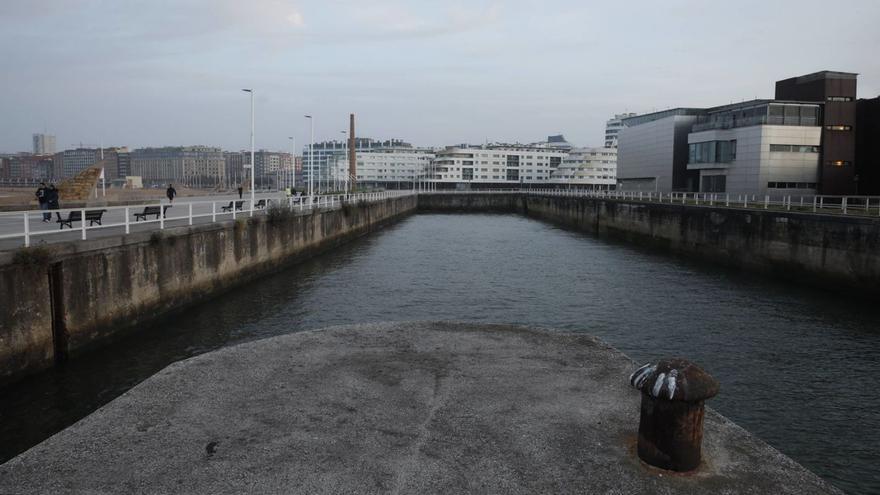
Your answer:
[421,188,880,218]
[0,190,414,249]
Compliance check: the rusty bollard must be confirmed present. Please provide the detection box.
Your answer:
[629,358,719,472]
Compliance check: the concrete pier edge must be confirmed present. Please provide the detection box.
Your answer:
[0,322,841,494]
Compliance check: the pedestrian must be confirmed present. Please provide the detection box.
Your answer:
[166,184,177,203]
[237,185,243,199]
[47,184,60,214]
[35,182,50,222]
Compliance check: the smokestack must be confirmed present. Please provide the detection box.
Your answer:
[349,114,356,191]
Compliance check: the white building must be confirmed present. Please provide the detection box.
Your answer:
[604,113,636,148]
[549,147,617,188]
[431,144,567,186]
[333,148,435,189]
[32,133,56,155]
[687,100,822,195]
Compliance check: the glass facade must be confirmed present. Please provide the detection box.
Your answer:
[693,102,821,132]
[689,140,736,164]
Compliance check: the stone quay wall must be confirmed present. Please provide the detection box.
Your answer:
[418,192,880,298]
[0,196,417,384]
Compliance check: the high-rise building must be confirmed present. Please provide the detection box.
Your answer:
[32,133,56,155]
[605,114,636,148]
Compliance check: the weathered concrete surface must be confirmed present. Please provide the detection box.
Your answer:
[419,193,880,299]
[0,322,839,494]
[0,196,416,384]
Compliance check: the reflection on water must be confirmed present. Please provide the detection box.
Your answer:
[1,213,878,493]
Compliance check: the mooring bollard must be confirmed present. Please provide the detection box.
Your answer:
[629,358,719,472]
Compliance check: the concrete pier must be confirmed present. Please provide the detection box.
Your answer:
[0,322,840,494]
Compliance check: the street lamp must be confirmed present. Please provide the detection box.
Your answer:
[288,136,296,191]
[242,89,255,216]
[305,115,314,198]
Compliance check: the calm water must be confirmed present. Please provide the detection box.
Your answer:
[1,213,879,494]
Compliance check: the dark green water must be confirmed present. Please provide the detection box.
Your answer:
[1,213,878,493]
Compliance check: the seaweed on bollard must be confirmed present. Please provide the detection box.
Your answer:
[629,358,719,472]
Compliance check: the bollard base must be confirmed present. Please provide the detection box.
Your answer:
[637,393,706,472]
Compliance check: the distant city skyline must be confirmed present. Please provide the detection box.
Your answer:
[1,0,878,154]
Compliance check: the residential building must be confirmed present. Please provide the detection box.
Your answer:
[0,154,54,180]
[775,71,858,195]
[54,147,126,179]
[549,147,616,189]
[32,134,56,155]
[431,144,567,187]
[617,109,704,192]
[333,148,435,189]
[303,138,409,191]
[605,113,637,148]
[224,151,245,187]
[130,146,225,187]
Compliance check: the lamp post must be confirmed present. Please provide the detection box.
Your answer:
[305,115,314,198]
[242,89,255,216]
[288,136,296,191]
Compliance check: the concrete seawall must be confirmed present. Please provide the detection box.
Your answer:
[0,196,416,383]
[418,193,880,297]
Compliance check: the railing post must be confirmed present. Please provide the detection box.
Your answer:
[23,212,30,247]
[725,194,729,207]
[764,196,769,209]
[212,202,216,222]
[819,196,824,211]
[188,203,193,226]
[125,206,130,234]
[813,196,817,212]
[81,208,87,240]
[842,197,848,215]
[160,206,165,229]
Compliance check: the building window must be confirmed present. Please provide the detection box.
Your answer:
[826,96,853,102]
[689,140,736,164]
[825,125,852,131]
[462,168,473,180]
[506,169,519,181]
[827,160,852,167]
[769,144,820,153]
[767,182,818,189]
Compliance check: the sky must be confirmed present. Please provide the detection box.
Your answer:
[1,0,878,153]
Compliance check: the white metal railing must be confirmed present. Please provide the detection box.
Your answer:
[1,191,414,248]
[421,189,880,218]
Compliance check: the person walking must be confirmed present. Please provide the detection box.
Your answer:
[35,182,50,222]
[166,184,177,203]
[237,185,243,199]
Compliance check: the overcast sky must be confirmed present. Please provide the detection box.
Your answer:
[1,0,878,153]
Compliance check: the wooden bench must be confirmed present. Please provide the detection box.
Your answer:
[221,201,245,212]
[133,205,171,221]
[56,209,107,229]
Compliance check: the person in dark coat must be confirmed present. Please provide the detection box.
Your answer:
[237,186,243,199]
[166,184,177,203]
[47,184,60,212]
[35,182,50,222]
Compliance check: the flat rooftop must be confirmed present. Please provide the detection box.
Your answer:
[0,322,839,494]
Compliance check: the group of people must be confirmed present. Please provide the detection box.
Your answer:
[35,183,60,222]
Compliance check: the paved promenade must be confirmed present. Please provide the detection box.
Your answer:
[0,322,839,494]
[0,192,300,251]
